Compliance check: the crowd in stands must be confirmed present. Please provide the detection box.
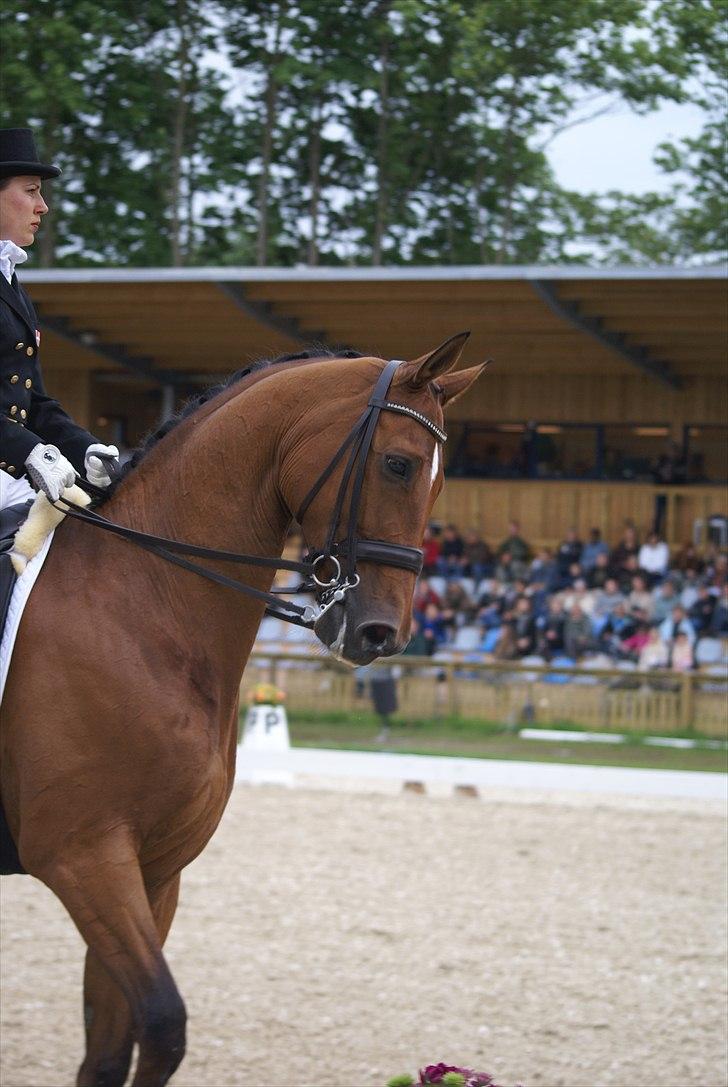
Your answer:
[404,519,728,673]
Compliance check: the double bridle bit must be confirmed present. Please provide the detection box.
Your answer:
[57,359,446,629]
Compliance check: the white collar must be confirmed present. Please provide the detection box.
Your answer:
[0,240,28,285]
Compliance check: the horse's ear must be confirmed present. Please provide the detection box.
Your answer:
[398,331,471,389]
[437,362,489,407]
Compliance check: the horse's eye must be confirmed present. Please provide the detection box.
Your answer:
[385,455,411,479]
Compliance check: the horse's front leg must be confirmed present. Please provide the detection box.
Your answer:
[27,832,186,1087]
[76,875,182,1087]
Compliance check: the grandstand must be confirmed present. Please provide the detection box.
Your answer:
[23,264,727,549]
[27,264,727,734]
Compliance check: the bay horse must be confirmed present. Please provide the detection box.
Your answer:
[0,332,484,1086]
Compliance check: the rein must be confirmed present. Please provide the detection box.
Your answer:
[58,360,446,630]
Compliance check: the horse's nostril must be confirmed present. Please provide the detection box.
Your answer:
[360,622,396,649]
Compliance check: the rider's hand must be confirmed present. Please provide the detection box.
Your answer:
[24,443,76,502]
[84,443,120,488]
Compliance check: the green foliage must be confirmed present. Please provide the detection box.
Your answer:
[1,0,722,267]
[386,1075,416,1087]
[441,1075,467,1087]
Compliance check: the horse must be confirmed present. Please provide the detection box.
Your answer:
[0,332,484,1086]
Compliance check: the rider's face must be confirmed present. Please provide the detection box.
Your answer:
[0,176,48,247]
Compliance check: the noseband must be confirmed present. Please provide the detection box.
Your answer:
[57,360,446,629]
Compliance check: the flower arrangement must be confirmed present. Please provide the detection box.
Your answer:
[387,1063,521,1087]
[247,683,286,706]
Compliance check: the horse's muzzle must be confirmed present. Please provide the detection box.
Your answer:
[315,602,403,665]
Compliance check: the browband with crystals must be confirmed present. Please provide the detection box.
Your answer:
[380,402,447,443]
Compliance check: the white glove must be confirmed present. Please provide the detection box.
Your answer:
[25,443,76,502]
[84,443,119,488]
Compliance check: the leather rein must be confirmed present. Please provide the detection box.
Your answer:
[57,359,446,630]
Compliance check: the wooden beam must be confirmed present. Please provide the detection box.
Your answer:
[531,279,683,389]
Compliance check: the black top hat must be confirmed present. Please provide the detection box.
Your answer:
[0,128,61,180]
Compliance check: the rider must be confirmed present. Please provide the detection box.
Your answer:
[0,127,119,512]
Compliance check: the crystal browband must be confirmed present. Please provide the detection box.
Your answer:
[380,402,447,443]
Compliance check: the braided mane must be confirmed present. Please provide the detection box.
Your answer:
[108,346,365,496]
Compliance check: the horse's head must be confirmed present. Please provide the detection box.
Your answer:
[282,333,486,665]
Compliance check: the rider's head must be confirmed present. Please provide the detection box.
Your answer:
[0,128,60,247]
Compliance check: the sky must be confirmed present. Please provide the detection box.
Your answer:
[547,98,707,194]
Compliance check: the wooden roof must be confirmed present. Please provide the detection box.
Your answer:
[22,265,727,389]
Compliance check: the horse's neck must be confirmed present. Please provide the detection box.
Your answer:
[78,377,292,679]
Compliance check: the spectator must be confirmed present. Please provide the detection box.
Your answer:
[638,531,670,585]
[707,553,728,590]
[502,577,530,615]
[709,585,728,635]
[620,616,652,662]
[638,627,670,670]
[628,575,653,619]
[495,550,518,584]
[493,620,518,660]
[561,577,595,617]
[370,666,398,742]
[512,595,537,657]
[581,527,609,571]
[497,520,531,571]
[440,581,473,637]
[413,576,442,615]
[461,529,494,580]
[673,542,704,575]
[679,568,701,611]
[422,524,441,576]
[610,523,640,577]
[659,605,696,647]
[616,554,641,594]
[436,523,465,578]
[653,440,687,486]
[403,616,431,656]
[537,596,566,659]
[528,547,559,592]
[563,603,593,660]
[652,440,686,534]
[670,632,695,672]
[652,579,680,625]
[688,585,716,635]
[556,527,583,577]
[587,551,611,590]
[593,577,625,618]
[597,602,637,657]
[565,561,585,589]
[420,602,447,649]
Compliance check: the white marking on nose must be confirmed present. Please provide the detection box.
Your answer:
[430,444,441,487]
[331,615,348,662]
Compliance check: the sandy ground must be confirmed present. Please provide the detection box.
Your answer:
[0,783,726,1087]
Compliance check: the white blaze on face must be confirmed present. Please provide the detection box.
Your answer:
[430,443,441,487]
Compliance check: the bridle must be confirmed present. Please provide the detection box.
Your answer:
[58,359,446,629]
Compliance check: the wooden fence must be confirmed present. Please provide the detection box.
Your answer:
[243,652,728,739]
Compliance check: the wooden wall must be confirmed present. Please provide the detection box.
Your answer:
[449,371,728,431]
[433,480,728,550]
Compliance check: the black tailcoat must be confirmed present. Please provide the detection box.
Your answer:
[0,272,95,478]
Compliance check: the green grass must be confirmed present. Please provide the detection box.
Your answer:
[279,708,728,774]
